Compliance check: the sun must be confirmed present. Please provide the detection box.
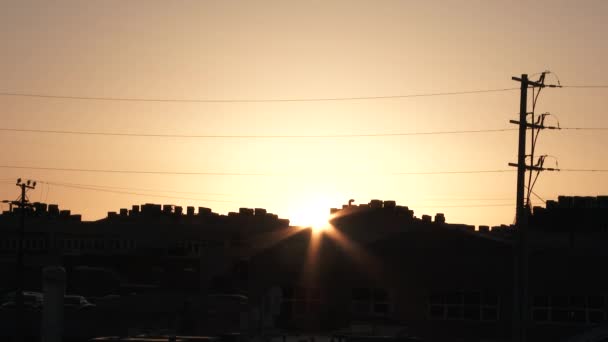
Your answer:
[289,204,331,232]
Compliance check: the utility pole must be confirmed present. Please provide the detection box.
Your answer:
[3,178,36,342]
[509,73,560,342]
[511,74,530,342]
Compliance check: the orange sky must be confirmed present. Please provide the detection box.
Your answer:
[1,0,607,227]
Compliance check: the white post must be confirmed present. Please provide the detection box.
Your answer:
[41,266,66,342]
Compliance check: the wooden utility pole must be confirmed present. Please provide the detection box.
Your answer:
[509,73,559,342]
[511,74,529,342]
[4,178,36,342]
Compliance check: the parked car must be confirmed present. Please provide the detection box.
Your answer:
[0,291,43,310]
[64,295,96,310]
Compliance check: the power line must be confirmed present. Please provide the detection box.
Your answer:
[2,126,607,139]
[43,181,236,203]
[561,169,608,172]
[0,164,514,176]
[44,181,231,197]
[391,170,513,175]
[0,88,519,103]
[562,85,608,89]
[0,85,605,104]
[2,164,606,177]
[45,180,517,205]
[48,181,516,213]
[561,127,608,131]
[48,184,517,214]
[0,165,271,176]
[416,203,513,208]
[0,127,518,138]
[416,197,513,201]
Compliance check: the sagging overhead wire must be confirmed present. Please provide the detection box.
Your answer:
[0,164,605,177]
[0,127,518,139]
[1,82,607,103]
[41,181,236,204]
[0,164,515,176]
[43,181,231,197]
[0,88,519,103]
[560,169,608,172]
[40,180,516,206]
[562,85,608,89]
[1,125,607,139]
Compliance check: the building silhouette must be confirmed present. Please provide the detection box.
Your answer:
[0,197,607,341]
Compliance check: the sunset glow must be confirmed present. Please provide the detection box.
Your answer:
[0,1,607,227]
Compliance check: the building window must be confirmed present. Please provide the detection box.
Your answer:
[352,288,391,316]
[429,292,499,321]
[282,286,321,316]
[532,294,606,324]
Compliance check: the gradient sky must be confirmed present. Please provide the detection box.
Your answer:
[1,0,607,227]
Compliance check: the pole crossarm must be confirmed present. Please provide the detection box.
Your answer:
[512,76,545,88]
[508,162,560,172]
[1,200,34,207]
[508,120,560,130]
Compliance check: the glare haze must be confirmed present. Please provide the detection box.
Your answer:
[1,0,607,227]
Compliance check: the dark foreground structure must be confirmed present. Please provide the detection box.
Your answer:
[1,196,607,341]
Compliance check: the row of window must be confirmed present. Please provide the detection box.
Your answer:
[352,288,391,316]
[0,238,137,251]
[0,238,47,250]
[275,288,607,325]
[278,287,392,317]
[1,237,232,256]
[176,240,226,256]
[428,293,608,324]
[279,287,390,317]
[281,286,321,316]
[429,292,500,321]
[282,298,322,316]
[532,295,607,324]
